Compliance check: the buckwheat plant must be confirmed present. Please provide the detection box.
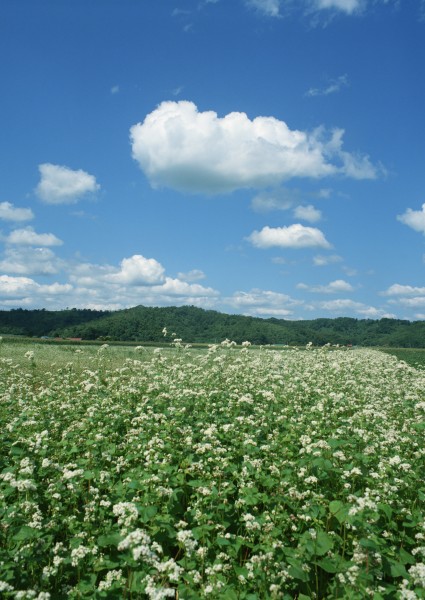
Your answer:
[0,341,424,598]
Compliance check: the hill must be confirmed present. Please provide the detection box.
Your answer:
[1,305,425,347]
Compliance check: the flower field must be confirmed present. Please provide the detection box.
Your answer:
[1,340,425,599]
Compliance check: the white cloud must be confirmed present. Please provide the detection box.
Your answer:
[0,247,63,275]
[177,269,206,282]
[226,288,302,317]
[389,297,425,308]
[153,277,217,297]
[36,163,100,204]
[245,0,281,17]
[293,204,322,222]
[306,74,349,97]
[312,0,364,14]
[382,283,425,296]
[297,279,354,293]
[130,100,378,194]
[319,298,392,317]
[313,254,342,266]
[66,255,219,311]
[107,255,166,286]
[0,274,72,301]
[397,203,425,234]
[0,201,34,222]
[111,85,120,94]
[251,188,299,212]
[6,227,63,247]
[248,224,332,249]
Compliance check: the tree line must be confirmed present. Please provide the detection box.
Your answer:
[0,305,424,347]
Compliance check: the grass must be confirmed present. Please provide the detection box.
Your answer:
[380,348,425,369]
[0,339,425,598]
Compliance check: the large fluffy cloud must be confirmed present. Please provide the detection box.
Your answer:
[397,203,425,234]
[67,255,219,310]
[36,163,100,204]
[107,255,166,286]
[130,101,377,194]
[0,201,34,222]
[248,224,331,249]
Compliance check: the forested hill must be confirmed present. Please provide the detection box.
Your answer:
[1,305,425,347]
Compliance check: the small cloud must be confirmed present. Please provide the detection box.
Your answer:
[110,85,120,94]
[317,188,332,198]
[245,0,281,17]
[293,204,322,222]
[6,227,63,247]
[397,203,425,234]
[388,297,425,308]
[248,224,332,249]
[313,254,342,266]
[172,85,184,97]
[319,298,390,318]
[382,283,425,296]
[0,201,34,222]
[306,74,349,97]
[36,163,100,205]
[271,256,289,264]
[312,0,364,16]
[172,8,191,16]
[297,279,354,293]
[177,269,206,282]
[226,288,302,317]
[251,188,299,212]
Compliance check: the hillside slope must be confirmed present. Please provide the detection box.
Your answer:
[1,305,425,347]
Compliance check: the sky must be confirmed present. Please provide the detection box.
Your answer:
[1,0,425,321]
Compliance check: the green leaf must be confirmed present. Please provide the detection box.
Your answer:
[378,503,393,520]
[390,562,408,578]
[329,500,348,524]
[13,526,38,541]
[399,548,415,565]
[315,531,334,556]
[139,505,158,522]
[317,558,340,573]
[217,536,231,546]
[97,533,122,547]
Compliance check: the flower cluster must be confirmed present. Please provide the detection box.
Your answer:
[0,342,424,598]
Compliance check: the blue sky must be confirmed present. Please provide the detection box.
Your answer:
[1,0,425,320]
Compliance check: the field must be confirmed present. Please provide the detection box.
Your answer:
[1,339,425,599]
[380,348,425,369]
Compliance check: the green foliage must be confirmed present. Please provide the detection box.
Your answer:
[0,341,425,598]
[1,305,425,347]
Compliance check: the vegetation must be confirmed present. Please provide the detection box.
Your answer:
[1,306,425,347]
[1,339,425,598]
[381,348,425,369]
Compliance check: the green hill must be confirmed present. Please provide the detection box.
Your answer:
[0,305,425,347]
